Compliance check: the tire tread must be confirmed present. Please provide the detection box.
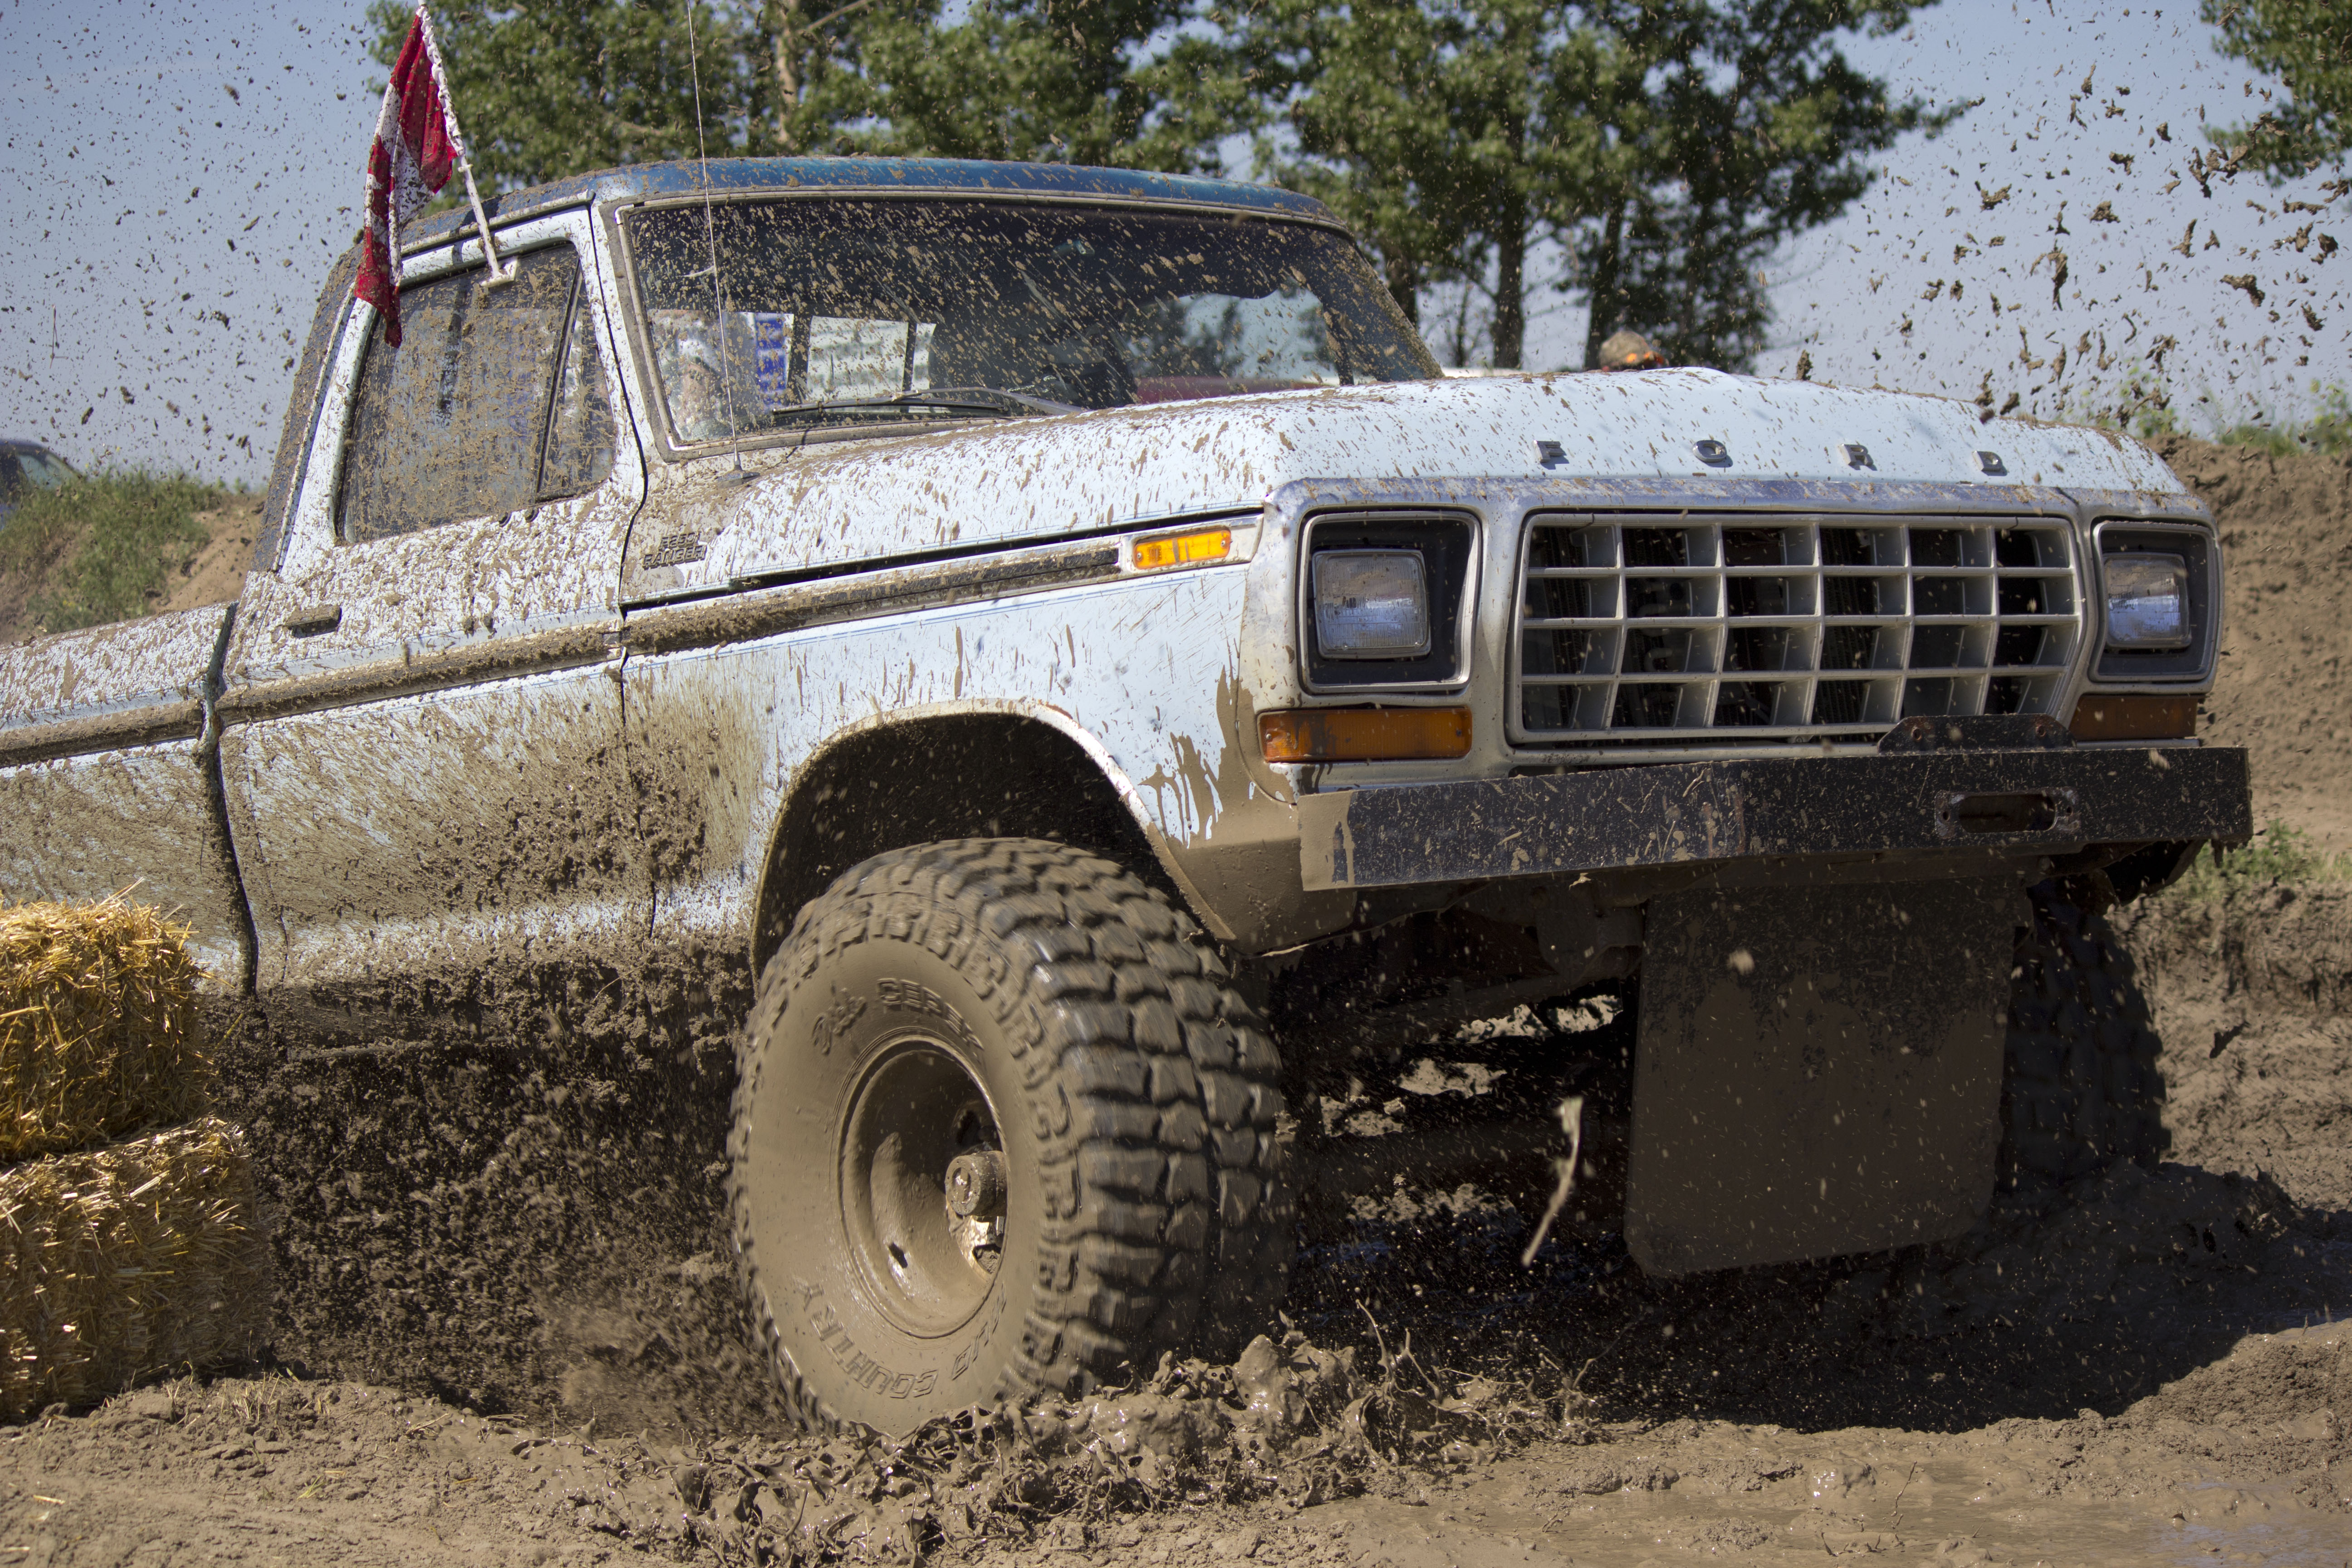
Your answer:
[727,837,1291,1432]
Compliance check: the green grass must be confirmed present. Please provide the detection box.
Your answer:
[2093,381,2352,454]
[2167,820,2352,901]
[2198,384,2352,457]
[0,471,226,633]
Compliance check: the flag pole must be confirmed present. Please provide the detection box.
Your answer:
[413,3,513,284]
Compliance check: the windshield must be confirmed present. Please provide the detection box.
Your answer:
[623,198,1439,445]
[3,450,70,494]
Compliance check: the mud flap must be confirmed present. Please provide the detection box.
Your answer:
[1623,879,2022,1276]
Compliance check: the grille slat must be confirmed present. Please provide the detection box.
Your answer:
[1513,512,2081,745]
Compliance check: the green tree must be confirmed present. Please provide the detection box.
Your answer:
[1246,0,1578,356]
[2202,0,2352,179]
[1560,0,1958,372]
[371,0,1244,179]
[376,0,1949,372]
[762,0,901,151]
[366,1,877,185]
[848,0,1245,169]
[1248,0,1955,371]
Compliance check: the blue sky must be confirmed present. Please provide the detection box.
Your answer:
[0,0,2340,486]
[1767,0,2346,431]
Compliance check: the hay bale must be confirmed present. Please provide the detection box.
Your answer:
[1,896,212,1164]
[0,1115,268,1418]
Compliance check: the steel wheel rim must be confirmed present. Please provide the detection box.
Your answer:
[838,1034,1004,1338]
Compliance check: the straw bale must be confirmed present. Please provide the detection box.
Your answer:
[1,896,212,1164]
[0,1115,268,1419]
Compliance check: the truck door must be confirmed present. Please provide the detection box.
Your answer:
[216,212,649,1046]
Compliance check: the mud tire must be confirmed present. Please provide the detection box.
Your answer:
[2000,882,2168,1188]
[728,838,1292,1434]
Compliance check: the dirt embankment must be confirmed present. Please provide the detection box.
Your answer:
[2153,435,2352,850]
[157,497,255,617]
[0,491,252,646]
[2116,882,2352,1213]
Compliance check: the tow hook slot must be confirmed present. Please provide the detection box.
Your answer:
[1935,788,2079,838]
[284,603,342,637]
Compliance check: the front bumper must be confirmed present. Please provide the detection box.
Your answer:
[1298,745,2250,891]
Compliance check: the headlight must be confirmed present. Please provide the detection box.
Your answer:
[2103,551,2191,650]
[1313,550,1431,658]
[2092,521,2213,681]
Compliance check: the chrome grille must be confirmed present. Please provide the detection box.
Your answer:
[1512,512,2081,744]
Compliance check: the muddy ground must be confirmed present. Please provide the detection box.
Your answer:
[8,1016,2350,1568]
[5,436,2352,1565]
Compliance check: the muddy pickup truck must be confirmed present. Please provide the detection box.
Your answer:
[0,157,2247,1432]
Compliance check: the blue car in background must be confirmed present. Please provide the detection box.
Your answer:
[0,441,76,523]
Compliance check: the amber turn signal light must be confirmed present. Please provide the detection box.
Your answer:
[1259,707,1472,764]
[1131,526,1233,571]
[2069,693,2199,742]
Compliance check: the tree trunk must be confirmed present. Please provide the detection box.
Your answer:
[773,0,804,152]
[1492,192,1526,369]
[1583,198,1625,369]
[1384,254,1421,328]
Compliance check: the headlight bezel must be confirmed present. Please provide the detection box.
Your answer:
[2090,520,2217,683]
[1297,509,1478,692]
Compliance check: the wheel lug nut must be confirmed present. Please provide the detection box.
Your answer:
[945,1151,1006,1219]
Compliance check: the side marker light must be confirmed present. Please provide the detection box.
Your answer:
[1132,526,1233,572]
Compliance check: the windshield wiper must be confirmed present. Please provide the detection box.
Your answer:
[764,387,1083,425]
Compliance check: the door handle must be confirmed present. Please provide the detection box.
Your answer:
[284,603,342,637]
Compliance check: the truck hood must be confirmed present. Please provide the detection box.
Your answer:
[657,368,2185,583]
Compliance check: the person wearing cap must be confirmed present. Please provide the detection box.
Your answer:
[1593,329,1666,371]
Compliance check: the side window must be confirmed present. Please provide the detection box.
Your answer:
[539,291,618,499]
[337,245,616,544]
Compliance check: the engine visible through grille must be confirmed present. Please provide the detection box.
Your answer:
[1513,512,2081,744]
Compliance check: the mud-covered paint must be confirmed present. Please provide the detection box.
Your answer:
[217,208,651,1038]
[621,565,1256,961]
[219,665,649,1004]
[0,736,248,982]
[613,369,2180,610]
[1134,667,1357,951]
[0,603,247,986]
[0,604,228,762]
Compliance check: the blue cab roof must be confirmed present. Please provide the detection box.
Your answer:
[405,157,1339,254]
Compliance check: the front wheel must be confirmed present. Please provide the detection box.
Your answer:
[728,838,1291,1434]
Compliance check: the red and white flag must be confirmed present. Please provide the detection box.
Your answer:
[353,6,465,346]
